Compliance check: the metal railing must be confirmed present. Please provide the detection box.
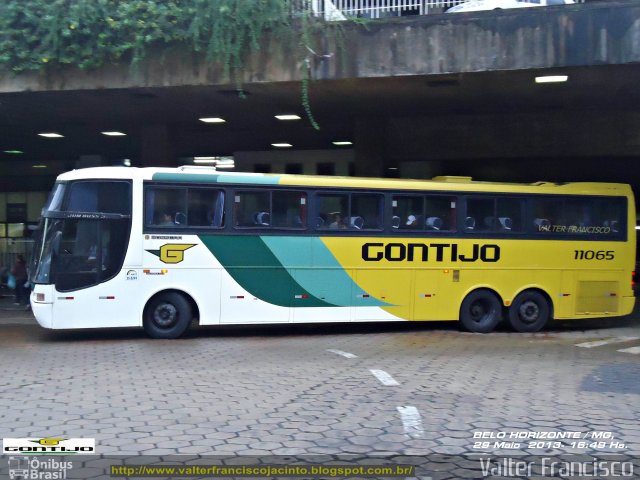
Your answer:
[309,0,584,19]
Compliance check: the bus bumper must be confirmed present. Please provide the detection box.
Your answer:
[31,302,53,329]
[621,295,636,316]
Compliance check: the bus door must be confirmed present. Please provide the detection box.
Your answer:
[50,217,135,328]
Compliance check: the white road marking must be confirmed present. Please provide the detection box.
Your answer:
[370,369,399,386]
[575,336,640,348]
[397,405,425,439]
[617,346,640,354]
[326,349,358,359]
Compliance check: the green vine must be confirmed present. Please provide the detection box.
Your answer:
[0,0,353,129]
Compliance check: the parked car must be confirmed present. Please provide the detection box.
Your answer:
[448,0,574,13]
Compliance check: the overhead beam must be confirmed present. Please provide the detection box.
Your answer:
[1,1,639,93]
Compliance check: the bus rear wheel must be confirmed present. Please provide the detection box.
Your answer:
[459,289,502,333]
[143,291,192,339]
[508,290,550,332]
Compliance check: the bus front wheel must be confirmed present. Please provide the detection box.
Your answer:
[508,290,550,333]
[459,289,502,333]
[143,291,193,339]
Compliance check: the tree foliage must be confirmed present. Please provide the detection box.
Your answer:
[0,1,346,129]
[0,0,294,74]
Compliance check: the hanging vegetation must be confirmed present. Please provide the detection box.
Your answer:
[0,0,349,129]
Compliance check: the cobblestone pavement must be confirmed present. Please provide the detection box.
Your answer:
[1,300,639,462]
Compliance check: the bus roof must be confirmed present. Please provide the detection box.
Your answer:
[56,166,633,197]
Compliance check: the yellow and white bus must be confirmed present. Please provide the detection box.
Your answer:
[30,167,636,338]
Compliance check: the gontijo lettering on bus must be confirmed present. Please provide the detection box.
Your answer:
[361,242,500,262]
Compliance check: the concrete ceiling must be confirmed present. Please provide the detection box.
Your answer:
[1,62,640,191]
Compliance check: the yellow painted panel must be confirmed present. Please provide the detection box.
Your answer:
[319,236,632,321]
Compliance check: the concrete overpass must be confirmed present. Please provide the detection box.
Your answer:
[0,0,639,202]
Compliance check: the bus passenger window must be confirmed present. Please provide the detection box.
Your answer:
[317,194,348,230]
[188,189,224,228]
[531,198,556,233]
[466,198,493,232]
[234,191,269,228]
[496,198,524,232]
[425,196,456,231]
[530,196,624,237]
[352,194,383,230]
[145,187,187,228]
[272,191,306,229]
[392,196,423,230]
[466,197,523,233]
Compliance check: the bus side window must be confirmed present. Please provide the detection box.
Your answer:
[234,191,270,228]
[531,198,556,233]
[466,198,494,232]
[352,193,383,230]
[188,189,224,228]
[146,187,187,228]
[425,195,456,231]
[317,194,348,230]
[467,197,523,233]
[272,191,306,229]
[392,195,423,230]
[496,198,524,232]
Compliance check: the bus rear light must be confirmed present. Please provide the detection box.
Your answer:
[294,294,309,299]
[633,271,636,288]
[57,296,74,300]
[35,293,45,302]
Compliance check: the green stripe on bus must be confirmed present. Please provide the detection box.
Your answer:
[152,173,281,184]
[261,236,389,307]
[199,235,334,307]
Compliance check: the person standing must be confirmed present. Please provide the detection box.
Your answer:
[11,254,28,306]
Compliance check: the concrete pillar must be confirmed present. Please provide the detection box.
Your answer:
[140,124,174,167]
[354,118,387,178]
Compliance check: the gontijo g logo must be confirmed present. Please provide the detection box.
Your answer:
[145,244,196,264]
[3,438,95,454]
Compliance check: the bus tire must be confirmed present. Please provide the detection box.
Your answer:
[509,290,550,333]
[143,291,193,339]
[459,289,502,333]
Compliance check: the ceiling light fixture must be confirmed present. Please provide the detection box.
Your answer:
[275,114,301,121]
[38,133,64,138]
[535,75,568,84]
[332,141,353,146]
[32,164,47,168]
[271,143,292,148]
[199,117,226,123]
[3,150,23,154]
[101,131,127,136]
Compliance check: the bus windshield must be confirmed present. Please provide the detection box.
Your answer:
[31,180,132,291]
